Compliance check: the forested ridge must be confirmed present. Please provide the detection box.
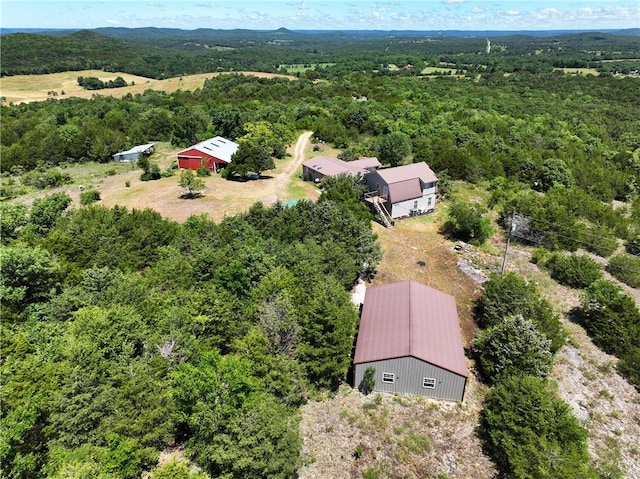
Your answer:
[1,28,640,478]
[2,28,640,78]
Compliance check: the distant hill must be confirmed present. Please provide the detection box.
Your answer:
[2,27,639,79]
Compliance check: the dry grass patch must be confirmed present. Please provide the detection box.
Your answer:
[299,385,495,479]
[1,70,295,104]
[12,134,318,223]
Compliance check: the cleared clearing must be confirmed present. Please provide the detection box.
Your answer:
[0,69,295,104]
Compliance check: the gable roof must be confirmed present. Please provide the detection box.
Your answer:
[177,136,239,163]
[376,162,438,185]
[387,178,423,203]
[350,157,382,169]
[113,143,154,157]
[302,156,367,177]
[354,280,467,377]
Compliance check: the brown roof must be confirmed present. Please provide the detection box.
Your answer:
[388,178,423,203]
[376,162,438,185]
[302,156,366,177]
[354,281,468,377]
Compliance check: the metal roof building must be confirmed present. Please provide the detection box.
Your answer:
[177,136,239,171]
[301,156,381,183]
[112,143,155,162]
[365,162,439,220]
[354,280,468,401]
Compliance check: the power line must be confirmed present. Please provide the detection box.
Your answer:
[508,212,640,278]
[518,213,640,256]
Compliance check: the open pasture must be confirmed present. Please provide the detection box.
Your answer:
[0,69,294,104]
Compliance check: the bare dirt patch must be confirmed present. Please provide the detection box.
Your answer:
[0,70,295,105]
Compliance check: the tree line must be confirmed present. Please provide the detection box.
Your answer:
[77,75,128,90]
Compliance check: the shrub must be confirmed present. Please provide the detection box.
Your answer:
[543,252,603,288]
[358,367,376,395]
[579,279,640,358]
[476,272,566,352]
[140,163,161,181]
[584,225,618,258]
[196,167,212,177]
[606,253,640,288]
[474,315,553,384]
[80,189,101,205]
[442,201,493,245]
[21,168,71,189]
[626,235,640,257]
[481,376,596,479]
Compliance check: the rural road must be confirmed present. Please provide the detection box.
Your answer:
[270,130,313,201]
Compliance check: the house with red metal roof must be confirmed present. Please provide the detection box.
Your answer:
[301,156,381,183]
[353,280,468,401]
[176,136,239,171]
[364,162,438,221]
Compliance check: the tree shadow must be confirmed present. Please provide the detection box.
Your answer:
[179,192,204,199]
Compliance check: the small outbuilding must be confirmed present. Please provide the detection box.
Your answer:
[177,136,239,171]
[112,143,155,162]
[353,280,468,402]
[302,156,381,183]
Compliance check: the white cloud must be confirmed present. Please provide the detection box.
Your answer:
[506,10,518,16]
[443,0,466,4]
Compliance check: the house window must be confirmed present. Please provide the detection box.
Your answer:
[422,378,436,389]
[427,197,432,206]
[413,200,418,209]
[382,372,395,384]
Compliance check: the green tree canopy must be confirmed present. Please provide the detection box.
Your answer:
[481,376,596,479]
[442,200,493,246]
[228,121,288,177]
[178,170,205,198]
[474,315,553,384]
[475,272,566,352]
[376,131,411,167]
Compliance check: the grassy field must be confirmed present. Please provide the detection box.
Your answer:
[420,66,459,75]
[280,63,336,73]
[554,67,601,76]
[0,69,295,104]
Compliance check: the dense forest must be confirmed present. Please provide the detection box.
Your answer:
[1,28,640,478]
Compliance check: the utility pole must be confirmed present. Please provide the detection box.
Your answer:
[501,212,516,274]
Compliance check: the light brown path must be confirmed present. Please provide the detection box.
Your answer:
[264,130,313,203]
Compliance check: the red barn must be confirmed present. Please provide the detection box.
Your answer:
[176,136,239,171]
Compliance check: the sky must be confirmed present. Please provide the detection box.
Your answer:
[1,0,639,31]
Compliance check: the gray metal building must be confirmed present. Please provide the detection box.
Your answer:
[353,280,468,402]
[112,143,155,162]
